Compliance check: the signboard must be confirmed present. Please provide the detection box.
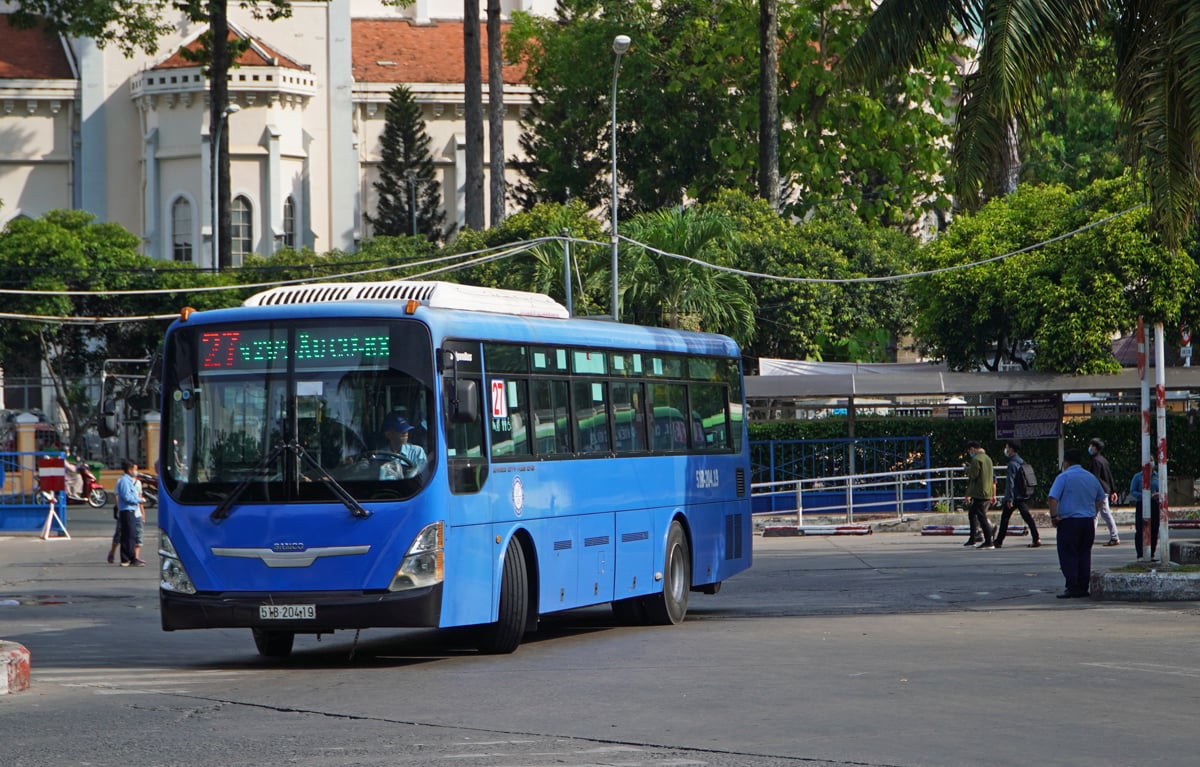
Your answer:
[995,394,1062,440]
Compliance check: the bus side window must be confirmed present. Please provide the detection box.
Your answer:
[445,376,487,494]
[648,382,688,451]
[612,381,646,453]
[572,380,610,454]
[531,378,570,456]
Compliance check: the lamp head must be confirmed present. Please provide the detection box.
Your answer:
[612,35,631,55]
[224,104,242,117]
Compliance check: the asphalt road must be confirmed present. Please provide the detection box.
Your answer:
[2,509,1199,767]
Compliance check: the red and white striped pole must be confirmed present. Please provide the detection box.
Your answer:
[1138,319,1151,558]
[1154,322,1170,564]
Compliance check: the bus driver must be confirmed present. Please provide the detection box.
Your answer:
[379,413,427,480]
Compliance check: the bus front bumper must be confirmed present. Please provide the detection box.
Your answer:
[159,584,442,632]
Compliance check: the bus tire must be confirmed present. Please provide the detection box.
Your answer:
[644,520,690,626]
[252,629,295,658]
[477,536,528,654]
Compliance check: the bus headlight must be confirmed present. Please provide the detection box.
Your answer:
[159,533,197,595]
[389,521,444,591]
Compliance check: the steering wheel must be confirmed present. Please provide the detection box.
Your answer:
[357,450,416,469]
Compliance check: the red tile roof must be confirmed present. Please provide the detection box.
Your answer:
[154,29,307,71]
[0,15,74,79]
[352,19,527,84]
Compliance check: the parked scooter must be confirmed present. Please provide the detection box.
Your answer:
[65,460,109,508]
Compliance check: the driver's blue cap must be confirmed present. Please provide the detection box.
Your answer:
[383,414,413,433]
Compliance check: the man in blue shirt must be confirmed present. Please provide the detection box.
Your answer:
[1048,447,1105,598]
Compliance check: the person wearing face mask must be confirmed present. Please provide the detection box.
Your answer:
[994,439,1041,548]
[1086,437,1120,546]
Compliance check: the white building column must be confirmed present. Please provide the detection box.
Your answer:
[266,125,282,250]
[142,128,159,258]
[327,0,357,250]
[77,40,106,219]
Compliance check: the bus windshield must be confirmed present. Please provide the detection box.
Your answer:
[161,318,435,505]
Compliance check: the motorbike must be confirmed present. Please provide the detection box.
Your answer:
[65,461,109,508]
[138,471,158,508]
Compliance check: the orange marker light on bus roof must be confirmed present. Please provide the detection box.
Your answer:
[180,306,196,321]
[405,299,420,314]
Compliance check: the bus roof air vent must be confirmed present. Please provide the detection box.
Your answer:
[244,280,570,319]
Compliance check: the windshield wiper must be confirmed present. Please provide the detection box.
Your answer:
[210,440,371,521]
[290,441,371,519]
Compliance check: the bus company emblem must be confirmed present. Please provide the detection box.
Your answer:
[272,541,307,553]
[512,475,525,517]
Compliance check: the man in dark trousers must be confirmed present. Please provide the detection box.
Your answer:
[964,440,996,549]
[995,439,1041,548]
[1088,437,1121,545]
[1048,448,1105,598]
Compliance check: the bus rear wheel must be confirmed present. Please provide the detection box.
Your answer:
[644,521,690,625]
[476,536,528,654]
[252,629,295,658]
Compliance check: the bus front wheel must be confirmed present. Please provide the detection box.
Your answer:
[252,629,295,658]
[645,521,690,625]
[476,536,528,654]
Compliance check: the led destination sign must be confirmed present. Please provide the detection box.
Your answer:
[199,327,391,370]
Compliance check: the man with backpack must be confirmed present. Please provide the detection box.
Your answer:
[995,439,1041,548]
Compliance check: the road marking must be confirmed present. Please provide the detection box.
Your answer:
[1083,661,1200,678]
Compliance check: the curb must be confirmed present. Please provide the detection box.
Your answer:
[762,524,872,537]
[1092,570,1200,602]
[1,641,31,694]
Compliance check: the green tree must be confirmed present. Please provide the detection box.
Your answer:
[367,85,446,241]
[508,0,959,227]
[0,211,212,449]
[619,205,756,345]
[842,0,1200,247]
[908,177,1198,374]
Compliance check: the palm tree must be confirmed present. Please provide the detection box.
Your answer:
[620,207,756,346]
[841,1,1200,247]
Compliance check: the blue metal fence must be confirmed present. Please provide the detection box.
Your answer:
[750,436,932,516]
[0,451,68,531]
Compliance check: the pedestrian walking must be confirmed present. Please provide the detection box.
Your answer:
[1048,448,1105,598]
[995,439,1041,548]
[114,459,146,567]
[1129,465,1161,562]
[1087,437,1121,546]
[964,440,996,549]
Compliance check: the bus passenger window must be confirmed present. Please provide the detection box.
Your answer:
[573,380,610,454]
[490,377,531,458]
[531,379,570,455]
[691,383,728,450]
[648,382,688,451]
[611,381,646,452]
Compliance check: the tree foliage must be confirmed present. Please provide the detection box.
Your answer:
[507,0,959,227]
[367,85,446,241]
[909,176,1199,374]
[843,0,1200,247]
[0,211,212,448]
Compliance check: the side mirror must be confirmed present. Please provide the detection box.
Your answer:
[450,380,479,424]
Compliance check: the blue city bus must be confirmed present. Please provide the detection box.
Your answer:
[157,281,751,657]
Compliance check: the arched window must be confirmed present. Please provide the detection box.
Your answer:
[171,198,193,262]
[231,195,252,265]
[282,196,296,248]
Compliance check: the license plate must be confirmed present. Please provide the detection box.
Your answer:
[259,604,315,620]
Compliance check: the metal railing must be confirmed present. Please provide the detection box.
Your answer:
[751,465,1008,525]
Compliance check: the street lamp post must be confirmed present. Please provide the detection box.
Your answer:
[610,34,630,322]
[211,103,241,270]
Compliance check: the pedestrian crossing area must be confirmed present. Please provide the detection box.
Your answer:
[31,665,255,695]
